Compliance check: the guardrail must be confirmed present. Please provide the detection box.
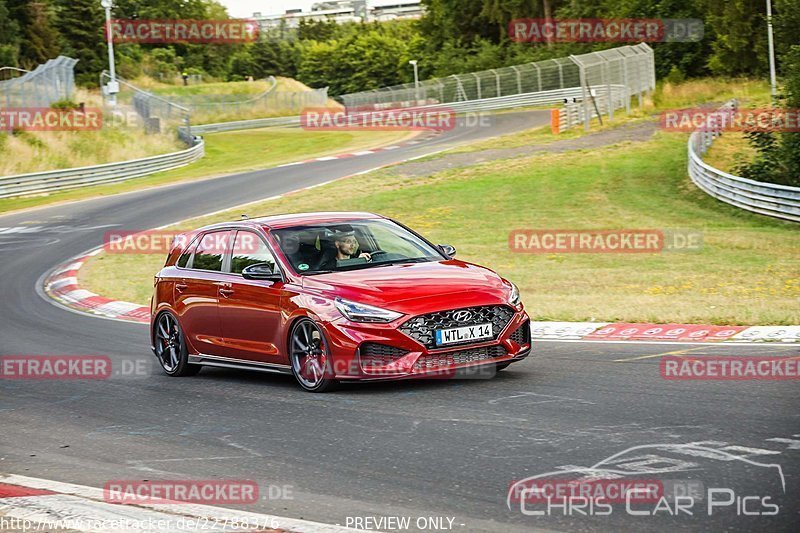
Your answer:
[190,115,301,135]
[192,85,623,136]
[0,138,204,200]
[552,88,628,133]
[390,86,610,113]
[687,100,800,223]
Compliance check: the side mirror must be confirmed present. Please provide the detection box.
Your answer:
[242,263,282,281]
[438,244,456,257]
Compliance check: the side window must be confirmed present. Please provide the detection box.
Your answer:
[230,231,278,275]
[176,235,199,268]
[192,231,230,272]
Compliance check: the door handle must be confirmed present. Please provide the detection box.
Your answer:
[219,288,234,297]
[176,283,188,292]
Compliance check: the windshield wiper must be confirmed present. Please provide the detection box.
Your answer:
[308,258,433,274]
[372,257,432,267]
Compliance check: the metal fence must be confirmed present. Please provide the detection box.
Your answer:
[171,76,329,116]
[570,44,655,127]
[688,100,800,223]
[100,71,194,144]
[340,43,655,130]
[0,56,78,109]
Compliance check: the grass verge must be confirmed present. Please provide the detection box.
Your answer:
[703,132,755,174]
[0,87,184,176]
[0,128,411,215]
[444,78,771,156]
[80,128,800,325]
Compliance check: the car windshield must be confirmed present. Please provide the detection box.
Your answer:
[272,218,444,275]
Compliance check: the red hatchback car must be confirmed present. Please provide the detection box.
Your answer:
[150,212,531,392]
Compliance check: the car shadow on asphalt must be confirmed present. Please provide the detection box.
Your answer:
[189,365,535,396]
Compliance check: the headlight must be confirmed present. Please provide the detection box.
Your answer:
[334,297,403,323]
[508,281,521,307]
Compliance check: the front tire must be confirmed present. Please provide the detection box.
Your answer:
[154,312,201,377]
[289,318,337,392]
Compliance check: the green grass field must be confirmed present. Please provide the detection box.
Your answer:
[80,127,800,325]
[0,128,410,215]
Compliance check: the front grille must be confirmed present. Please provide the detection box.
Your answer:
[359,342,409,367]
[399,305,515,349]
[414,345,507,370]
[510,319,531,345]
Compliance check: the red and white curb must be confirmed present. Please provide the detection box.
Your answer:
[44,248,151,324]
[275,133,438,168]
[529,321,800,343]
[0,474,362,532]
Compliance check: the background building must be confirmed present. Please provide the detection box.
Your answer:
[251,0,424,36]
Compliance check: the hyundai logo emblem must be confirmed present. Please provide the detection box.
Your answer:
[453,310,473,323]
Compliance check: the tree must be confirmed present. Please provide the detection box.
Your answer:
[737,45,800,187]
[250,39,282,78]
[776,45,800,185]
[228,49,256,80]
[8,0,61,68]
[0,0,21,68]
[54,0,105,85]
[706,0,767,76]
[296,40,339,91]
[773,0,800,69]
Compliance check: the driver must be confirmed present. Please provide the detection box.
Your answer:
[332,230,371,262]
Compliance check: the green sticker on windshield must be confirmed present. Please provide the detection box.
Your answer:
[298,263,309,271]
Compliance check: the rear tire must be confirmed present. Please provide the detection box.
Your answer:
[154,312,201,377]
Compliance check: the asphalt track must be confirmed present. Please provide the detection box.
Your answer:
[1,110,798,532]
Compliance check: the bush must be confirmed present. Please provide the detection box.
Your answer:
[736,45,800,187]
[50,99,79,110]
[664,66,686,86]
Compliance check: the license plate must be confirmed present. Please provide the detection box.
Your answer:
[435,323,493,346]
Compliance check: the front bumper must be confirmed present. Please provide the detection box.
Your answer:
[321,307,531,381]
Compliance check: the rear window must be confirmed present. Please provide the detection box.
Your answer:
[191,231,230,272]
[176,234,199,268]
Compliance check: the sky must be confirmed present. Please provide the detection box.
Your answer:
[218,1,318,18]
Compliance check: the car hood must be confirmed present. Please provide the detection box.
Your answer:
[301,259,511,315]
